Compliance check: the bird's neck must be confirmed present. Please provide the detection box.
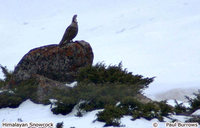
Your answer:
[70,22,78,27]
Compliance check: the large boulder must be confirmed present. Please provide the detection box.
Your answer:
[13,40,94,82]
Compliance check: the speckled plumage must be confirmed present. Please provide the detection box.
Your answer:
[59,15,78,46]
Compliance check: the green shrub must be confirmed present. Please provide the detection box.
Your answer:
[174,100,188,115]
[77,83,141,112]
[97,105,125,127]
[0,91,24,109]
[186,90,200,113]
[79,95,116,112]
[0,65,13,84]
[156,101,173,117]
[11,78,39,102]
[56,122,64,128]
[0,77,38,108]
[0,80,5,88]
[48,62,156,120]
[143,103,163,121]
[119,97,142,115]
[0,65,39,104]
[131,102,173,121]
[49,86,78,115]
[75,108,83,117]
[0,65,13,88]
[77,62,154,91]
[96,100,171,126]
[51,97,77,115]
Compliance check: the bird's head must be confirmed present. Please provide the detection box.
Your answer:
[72,14,78,23]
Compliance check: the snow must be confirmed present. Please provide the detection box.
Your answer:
[65,81,78,88]
[0,100,193,128]
[0,90,14,94]
[151,88,199,102]
[0,100,103,128]
[192,109,200,116]
[167,100,190,108]
[49,99,57,104]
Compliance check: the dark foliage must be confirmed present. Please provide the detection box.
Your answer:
[78,83,139,112]
[131,102,164,121]
[97,105,124,127]
[12,79,39,102]
[50,82,140,115]
[0,65,13,84]
[0,65,13,88]
[156,101,173,117]
[0,76,39,109]
[49,86,77,115]
[97,100,173,126]
[73,62,154,116]
[127,101,172,122]
[77,62,154,91]
[51,97,77,115]
[75,109,83,117]
[79,96,116,112]
[119,97,142,115]
[174,100,188,115]
[0,79,4,88]
[0,91,24,109]
[118,98,172,122]
[56,122,64,128]
[186,90,200,113]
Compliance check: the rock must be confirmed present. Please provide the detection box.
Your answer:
[13,40,94,83]
[135,94,153,104]
[32,74,70,104]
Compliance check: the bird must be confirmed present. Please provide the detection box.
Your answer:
[59,15,78,46]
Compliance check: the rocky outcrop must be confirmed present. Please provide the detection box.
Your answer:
[13,40,93,83]
[33,74,70,103]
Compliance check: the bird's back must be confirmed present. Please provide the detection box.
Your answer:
[59,19,78,45]
[65,25,78,42]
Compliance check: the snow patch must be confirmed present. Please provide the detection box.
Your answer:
[49,99,57,103]
[0,89,14,94]
[153,88,199,102]
[192,109,200,116]
[65,81,78,88]
[0,100,192,128]
[167,100,190,108]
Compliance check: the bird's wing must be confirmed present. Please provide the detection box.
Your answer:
[59,25,78,45]
[66,26,78,40]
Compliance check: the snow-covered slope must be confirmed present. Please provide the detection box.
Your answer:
[146,87,199,102]
[156,88,198,101]
[0,100,195,128]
